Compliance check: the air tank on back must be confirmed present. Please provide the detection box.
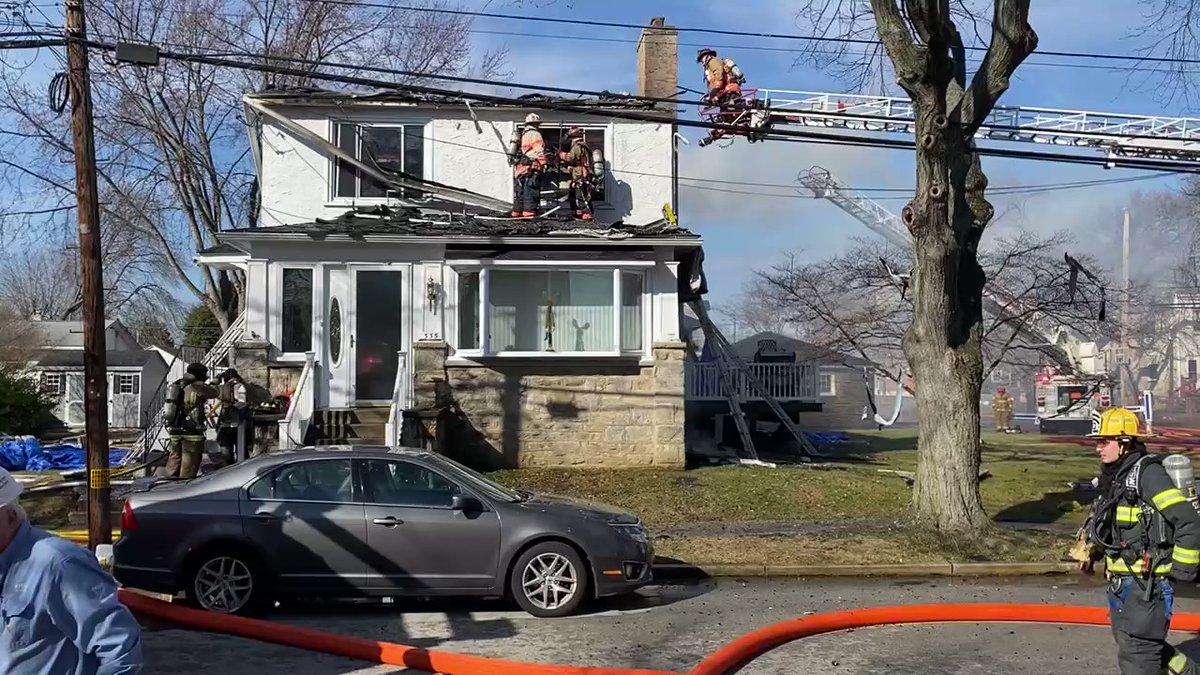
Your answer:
[591,148,606,184]
[1164,454,1198,509]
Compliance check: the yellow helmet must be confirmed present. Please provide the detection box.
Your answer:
[1087,407,1141,439]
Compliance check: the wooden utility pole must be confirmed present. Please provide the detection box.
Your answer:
[66,0,111,551]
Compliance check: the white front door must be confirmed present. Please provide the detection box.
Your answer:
[325,266,353,409]
[64,372,85,426]
[324,264,410,407]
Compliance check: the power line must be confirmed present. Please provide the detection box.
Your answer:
[297,0,1200,67]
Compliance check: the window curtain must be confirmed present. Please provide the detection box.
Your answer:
[488,271,615,352]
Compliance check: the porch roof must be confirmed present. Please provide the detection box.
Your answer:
[218,205,701,247]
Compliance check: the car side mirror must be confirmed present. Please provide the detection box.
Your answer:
[451,494,482,513]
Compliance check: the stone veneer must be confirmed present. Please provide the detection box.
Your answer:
[413,340,686,469]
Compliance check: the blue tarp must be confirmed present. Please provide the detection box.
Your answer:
[0,436,131,472]
[802,432,852,445]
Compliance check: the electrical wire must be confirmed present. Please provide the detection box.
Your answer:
[47,70,67,114]
[56,36,1200,174]
[296,0,1200,67]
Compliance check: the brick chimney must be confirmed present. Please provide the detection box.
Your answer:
[637,17,678,115]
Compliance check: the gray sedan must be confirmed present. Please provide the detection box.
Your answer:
[112,447,653,618]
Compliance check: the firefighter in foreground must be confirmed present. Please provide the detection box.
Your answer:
[511,112,547,218]
[992,386,1014,432]
[163,362,218,480]
[1073,407,1200,674]
[557,127,593,221]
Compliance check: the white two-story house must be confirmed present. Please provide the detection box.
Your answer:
[197,20,700,469]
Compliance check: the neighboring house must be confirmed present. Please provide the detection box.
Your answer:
[729,332,879,432]
[23,319,167,430]
[196,20,700,469]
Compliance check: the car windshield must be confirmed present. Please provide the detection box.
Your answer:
[429,454,524,502]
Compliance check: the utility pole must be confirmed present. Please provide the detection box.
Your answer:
[1120,207,1133,406]
[66,0,111,551]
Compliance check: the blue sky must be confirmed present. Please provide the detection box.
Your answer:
[467,0,1195,310]
[3,1,1192,318]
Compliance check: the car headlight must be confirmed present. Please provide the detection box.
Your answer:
[611,523,649,543]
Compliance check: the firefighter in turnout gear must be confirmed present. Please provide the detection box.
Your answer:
[1081,407,1200,675]
[557,127,593,221]
[992,386,1014,432]
[164,362,219,480]
[698,48,744,122]
[512,112,547,218]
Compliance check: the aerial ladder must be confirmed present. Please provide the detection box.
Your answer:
[797,166,1106,429]
[701,89,1200,170]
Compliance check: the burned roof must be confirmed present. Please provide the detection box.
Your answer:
[221,205,699,243]
[246,86,662,111]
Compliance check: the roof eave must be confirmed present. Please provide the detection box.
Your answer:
[217,231,703,248]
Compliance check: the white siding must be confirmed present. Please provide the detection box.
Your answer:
[256,104,673,227]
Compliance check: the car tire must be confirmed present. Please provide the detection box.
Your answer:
[510,541,589,618]
[183,547,272,617]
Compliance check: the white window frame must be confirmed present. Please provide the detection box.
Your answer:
[272,263,320,361]
[534,123,613,207]
[327,119,432,206]
[447,261,653,361]
[818,370,836,396]
[114,372,140,395]
[42,371,64,398]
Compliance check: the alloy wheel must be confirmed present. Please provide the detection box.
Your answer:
[521,552,578,612]
[193,556,254,613]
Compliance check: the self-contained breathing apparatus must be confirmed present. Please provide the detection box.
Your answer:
[1074,452,1199,600]
[507,123,605,219]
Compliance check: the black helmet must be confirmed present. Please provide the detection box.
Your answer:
[220,367,241,382]
[186,362,208,381]
[697,48,716,63]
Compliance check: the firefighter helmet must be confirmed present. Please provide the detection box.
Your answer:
[524,112,541,125]
[566,126,584,138]
[696,48,716,63]
[1088,407,1141,439]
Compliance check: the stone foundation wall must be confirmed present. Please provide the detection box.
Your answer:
[415,340,686,469]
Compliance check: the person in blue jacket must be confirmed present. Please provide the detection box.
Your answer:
[0,466,143,674]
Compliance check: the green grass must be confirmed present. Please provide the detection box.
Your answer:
[492,431,1100,530]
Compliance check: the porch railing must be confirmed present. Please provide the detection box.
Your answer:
[134,311,247,461]
[278,352,316,450]
[383,351,410,448]
[685,362,820,402]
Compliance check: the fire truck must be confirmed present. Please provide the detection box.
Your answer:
[1035,371,1112,435]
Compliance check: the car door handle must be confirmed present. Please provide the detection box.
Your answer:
[249,512,279,521]
[372,517,404,527]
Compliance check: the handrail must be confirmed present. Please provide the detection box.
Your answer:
[685,362,819,401]
[278,352,316,450]
[384,351,409,448]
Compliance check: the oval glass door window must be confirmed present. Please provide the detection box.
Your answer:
[329,298,343,365]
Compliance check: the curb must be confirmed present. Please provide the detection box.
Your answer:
[652,561,1076,579]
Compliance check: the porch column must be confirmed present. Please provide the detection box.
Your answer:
[245,259,269,340]
[651,340,686,468]
[409,340,450,451]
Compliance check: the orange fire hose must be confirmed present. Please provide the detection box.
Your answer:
[117,589,678,675]
[687,603,1200,675]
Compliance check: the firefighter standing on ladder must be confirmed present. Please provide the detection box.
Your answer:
[698,48,744,122]
[1075,407,1200,674]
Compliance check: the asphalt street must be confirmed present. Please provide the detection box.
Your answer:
[140,575,1200,674]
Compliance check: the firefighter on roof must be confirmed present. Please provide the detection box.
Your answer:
[1077,407,1200,674]
[557,127,594,221]
[512,112,547,218]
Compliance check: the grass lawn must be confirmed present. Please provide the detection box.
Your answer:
[492,430,1099,565]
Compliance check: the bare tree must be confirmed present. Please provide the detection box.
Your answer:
[0,0,505,330]
[790,1,1039,532]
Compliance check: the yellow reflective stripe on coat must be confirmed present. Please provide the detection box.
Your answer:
[1169,652,1190,674]
[1106,557,1173,575]
[1153,488,1188,510]
[1173,547,1200,566]
[1116,506,1140,523]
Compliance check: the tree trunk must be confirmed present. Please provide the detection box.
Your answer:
[903,95,991,533]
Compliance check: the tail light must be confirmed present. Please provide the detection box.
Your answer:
[121,501,139,533]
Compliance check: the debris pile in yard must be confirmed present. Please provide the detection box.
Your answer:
[0,436,131,472]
